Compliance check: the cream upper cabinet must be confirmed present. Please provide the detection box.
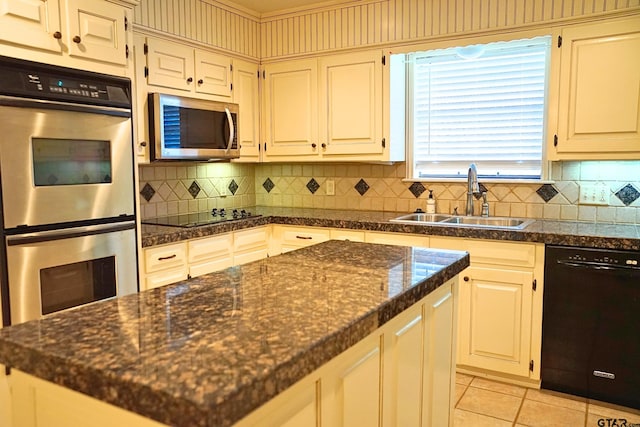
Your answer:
[0,0,131,70]
[233,58,261,161]
[262,58,319,158]
[65,0,127,66]
[262,50,399,162]
[550,16,640,159]
[145,37,232,98]
[0,0,62,53]
[319,50,384,157]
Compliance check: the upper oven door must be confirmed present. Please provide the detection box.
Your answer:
[0,103,134,229]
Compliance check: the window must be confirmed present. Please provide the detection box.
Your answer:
[403,36,551,180]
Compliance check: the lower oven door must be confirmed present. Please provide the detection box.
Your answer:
[5,222,138,325]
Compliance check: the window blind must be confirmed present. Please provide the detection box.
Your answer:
[410,36,551,179]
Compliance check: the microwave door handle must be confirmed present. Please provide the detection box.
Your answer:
[225,107,234,152]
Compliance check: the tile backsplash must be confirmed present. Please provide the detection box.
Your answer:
[139,160,640,224]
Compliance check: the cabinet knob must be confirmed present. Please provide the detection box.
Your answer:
[140,141,147,147]
[321,143,326,149]
[187,77,193,83]
[197,79,204,85]
[72,35,81,43]
[53,31,62,40]
[311,143,317,148]
[463,276,470,282]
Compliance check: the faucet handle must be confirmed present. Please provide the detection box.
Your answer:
[481,192,489,217]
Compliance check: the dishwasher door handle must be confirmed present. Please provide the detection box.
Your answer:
[557,259,639,272]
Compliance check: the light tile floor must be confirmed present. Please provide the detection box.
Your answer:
[454,373,640,427]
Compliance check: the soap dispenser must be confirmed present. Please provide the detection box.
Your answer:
[426,189,436,213]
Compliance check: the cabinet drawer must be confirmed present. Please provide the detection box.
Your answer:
[188,234,233,264]
[281,227,331,246]
[145,267,188,290]
[330,229,365,242]
[144,242,187,274]
[365,232,429,248]
[430,237,536,268]
[234,227,269,252]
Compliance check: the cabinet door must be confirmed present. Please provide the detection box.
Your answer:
[263,59,318,157]
[233,59,261,161]
[319,50,383,156]
[0,0,62,53]
[146,38,195,91]
[65,0,127,65]
[555,17,640,157]
[194,50,232,97]
[322,334,382,427]
[458,267,533,377]
[188,234,233,277]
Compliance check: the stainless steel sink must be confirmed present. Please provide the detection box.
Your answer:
[390,213,535,230]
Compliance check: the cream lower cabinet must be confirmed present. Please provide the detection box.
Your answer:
[365,231,430,248]
[430,237,544,383]
[271,225,331,254]
[238,279,457,427]
[142,227,270,290]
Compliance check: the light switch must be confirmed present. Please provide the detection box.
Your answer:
[326,180,335,196]
[579,183,609,205]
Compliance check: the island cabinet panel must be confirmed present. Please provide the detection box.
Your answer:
[365,231,430,248]
[188,233,233,278]
[321,334,383,427]
[233,226,270,265]
[10,370,165,427]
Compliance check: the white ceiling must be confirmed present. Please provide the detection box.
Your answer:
[228,0,342,14]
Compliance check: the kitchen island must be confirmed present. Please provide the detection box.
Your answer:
[0,240,469,427]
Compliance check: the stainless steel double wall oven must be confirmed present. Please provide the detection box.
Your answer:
[0,56,139,326]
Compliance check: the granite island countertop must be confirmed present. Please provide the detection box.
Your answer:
[0,240,469,427]
[141,206,640,251]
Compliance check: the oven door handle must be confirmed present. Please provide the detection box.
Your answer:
[6,221,136,246]
[225,107,234,152]
[0,95,131,117]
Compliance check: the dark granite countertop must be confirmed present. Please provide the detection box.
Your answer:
[142,206,640,251]
[0,240,469,427]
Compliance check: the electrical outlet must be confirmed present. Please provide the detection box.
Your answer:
[220,187,227,197]
[326,180,335,196]
[579,183,609,205]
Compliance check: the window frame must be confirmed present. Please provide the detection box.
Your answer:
[391,29,557,184]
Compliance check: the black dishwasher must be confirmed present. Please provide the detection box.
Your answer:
[542,245,640,409]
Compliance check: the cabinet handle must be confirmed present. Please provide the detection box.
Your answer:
[295,236,313,240]
[463,276,470,282]
[53,31,62,40]
[187,77,193,83]
[311,143,317,148]
[158,254,177,261]
[197,79,204,85]
[72,35,81,43]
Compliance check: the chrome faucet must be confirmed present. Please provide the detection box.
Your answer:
[466,163,481,216]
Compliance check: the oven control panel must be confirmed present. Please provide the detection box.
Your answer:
[0,55,130,108]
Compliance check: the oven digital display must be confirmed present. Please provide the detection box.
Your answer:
[32,138,112,186]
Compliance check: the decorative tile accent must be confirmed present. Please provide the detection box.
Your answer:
[536,184,559,203]
[355,179,370,196]
[140,183,155,202]
[615,183,640,206]
[188,181,201,198]
[408,182,426,198]
[306,178,320,194]
[229,179,239,195]
[263,178,275,193]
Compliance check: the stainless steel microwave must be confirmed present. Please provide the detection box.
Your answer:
[149,93,239,161]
